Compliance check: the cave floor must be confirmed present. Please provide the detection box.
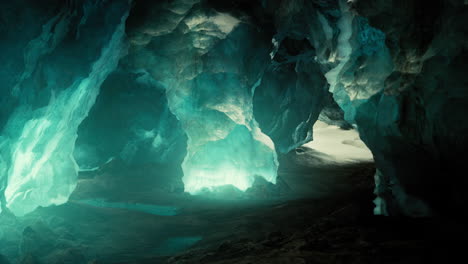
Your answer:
[1,148,466,264]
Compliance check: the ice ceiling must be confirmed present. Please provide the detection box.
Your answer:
[1,0,466,218]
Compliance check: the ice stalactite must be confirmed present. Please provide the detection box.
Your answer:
[0,4,130,216]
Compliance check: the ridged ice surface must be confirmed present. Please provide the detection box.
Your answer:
[0,1,130,216]
[164,14,278,193]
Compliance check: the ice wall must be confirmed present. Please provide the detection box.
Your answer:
[74,70,187,170]
[262,0,468,217]
[253,37,328,154]
[319,0,393,123]
[4,0,456,217]
[126,3,279,193]
[174,25,279,193]
[259,0,397,214]
[0,0,131,216]
[352,0,468,217]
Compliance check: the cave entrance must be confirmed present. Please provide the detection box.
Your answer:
[302,120,373,165]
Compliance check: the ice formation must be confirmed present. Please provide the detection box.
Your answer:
[323,0,393,123]
[0,0,387,211]
[1,0,462,218]
[0,1,131,216]
[161,13,278,193]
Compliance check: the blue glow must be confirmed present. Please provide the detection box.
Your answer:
[76,199,178,216]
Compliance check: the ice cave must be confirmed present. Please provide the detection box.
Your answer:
[0,0,467,263]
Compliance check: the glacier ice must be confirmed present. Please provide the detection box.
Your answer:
[0,0,422,216]
[74,70,187,170]
[125,4,280,194]
[165,21,278,193]
[253,39,328,154]
[323,0,393,123]
[0,1,130,216]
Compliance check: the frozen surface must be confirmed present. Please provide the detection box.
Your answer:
[0,0,438,218]
[127,8,279,194]
[153,236,203,255]
[304,121,372,164]
[77,199,178,216]
[0,1,130,216]
[5,15,128,216]
[323,0,393,123]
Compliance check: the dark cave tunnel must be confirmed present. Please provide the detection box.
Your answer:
[0,0,468,263]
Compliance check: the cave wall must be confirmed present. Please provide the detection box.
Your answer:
[251,0,468,217]
[354,0,468,217]
[0,0,467,218]
[0,0,132,216]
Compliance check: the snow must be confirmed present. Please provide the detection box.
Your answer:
[304,121,373,164]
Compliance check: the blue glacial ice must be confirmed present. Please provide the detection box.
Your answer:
[0,1,131,216]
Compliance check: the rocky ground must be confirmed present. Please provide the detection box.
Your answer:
[1,147,466,264]
[167,164,467,264]
[165,150,468,264]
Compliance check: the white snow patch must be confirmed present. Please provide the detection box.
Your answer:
[184,12,240,35]
[304,121,373,163]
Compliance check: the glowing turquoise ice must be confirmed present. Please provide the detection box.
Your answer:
[77,199,178,216]
[169,73,279,194]
[182,124,278,193]
[2,10,129,216]
[155,13,279,194]
[323,0,393,123]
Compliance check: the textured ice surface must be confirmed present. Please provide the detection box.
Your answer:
[167,28,279,193]
[0,1,130,216]
[74,70,187,170]
[0,0,398,214]
[127,7,279,194]
[253,39,328,154]
[323,0,393,123]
